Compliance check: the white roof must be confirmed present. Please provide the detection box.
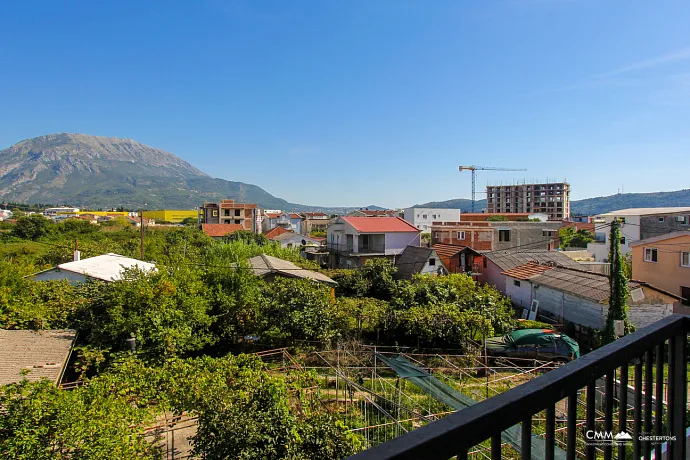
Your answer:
[56,253,157,282]
[600,207,690,217]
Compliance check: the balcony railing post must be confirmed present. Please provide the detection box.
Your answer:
[633,359,643,459]
[670,333,687,460]
[644,351,653,460]
[566,394,577,460]
[546,405,555,460]
[521,416,532,460]
[654,343,664,460]
[604,372,613,460]
[618,365,628,460]
[586,382,595,460]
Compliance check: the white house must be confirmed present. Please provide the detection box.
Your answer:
[43,207,80,218]
[403,207,461,233]
[262,212,303,234]
[327,216,420,268]
[587,207,690,261]
[32,253,157,284]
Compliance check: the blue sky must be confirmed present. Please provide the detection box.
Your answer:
[1,1,689,208]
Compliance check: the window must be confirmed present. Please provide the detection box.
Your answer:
[235,209,241,217]
[422,214,428,219]
[542,230,554,237]
[429,258,436,266]
[682,252,690,267]
[423,225,428,230]
[620,237,626,245]
[682,286,690,306]
[457,231,466,239]
[644,248,658,263]
[514,280,521,287]
[361,234,370,249]
[676,216,689,224]
[432,214,437,219]
[658,217,665,222]
[499,230,510,242]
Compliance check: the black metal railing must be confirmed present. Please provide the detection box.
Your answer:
[348,314,689,460]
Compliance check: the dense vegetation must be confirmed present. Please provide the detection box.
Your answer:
[0,215,516,458]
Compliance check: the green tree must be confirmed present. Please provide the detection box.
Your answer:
[78,266,213,356]
[226,230,269,245]
[603,219,634,343]
[12,214,54,240]
[486,215,509,221]
[558,226,594,249]
[0,379,157,459]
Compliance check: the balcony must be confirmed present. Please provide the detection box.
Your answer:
[348,315,689,460]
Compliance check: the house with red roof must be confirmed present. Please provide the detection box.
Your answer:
[261,211,304,234]
[201,223,244,239]
[326,216,420,268]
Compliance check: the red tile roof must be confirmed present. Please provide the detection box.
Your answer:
[264,213,281,219]
[264,227,293,239]
[342,216,419,233]
[432,243,469,259]
[202,223,244,237]
[501,262,554,280]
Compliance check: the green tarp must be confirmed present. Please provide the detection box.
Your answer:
[375,353,566,460]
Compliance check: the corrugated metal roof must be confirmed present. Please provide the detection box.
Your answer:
[54,253,157,282]
[501,262,554,280]
[484,250,582,271]
[0,329,76,386]
[601,207,690,216]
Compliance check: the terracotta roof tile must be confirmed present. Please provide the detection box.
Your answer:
[264,227,293,239]
[202,223,244,237]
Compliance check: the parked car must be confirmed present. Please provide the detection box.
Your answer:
[485,328,580,362]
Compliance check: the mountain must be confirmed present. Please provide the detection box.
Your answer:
[414,189,690,215]
[0,133,371,213]
[569,190,690,215]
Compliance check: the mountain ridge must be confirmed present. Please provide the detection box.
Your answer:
[0,133,368,213]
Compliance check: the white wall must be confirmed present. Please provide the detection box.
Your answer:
[33,269,88,285]
[505,276,533,310]
[588,214,641,261]
[403,208,461,233]
[534,285,605,329]
[385,232,420,255]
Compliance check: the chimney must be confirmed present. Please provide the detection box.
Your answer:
[73,239,80,261]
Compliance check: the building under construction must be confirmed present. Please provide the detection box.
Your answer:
[486,182,570,220]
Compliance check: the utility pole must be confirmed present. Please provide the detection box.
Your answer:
[140,209,145,260]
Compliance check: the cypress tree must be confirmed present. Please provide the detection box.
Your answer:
[604,219,634,343]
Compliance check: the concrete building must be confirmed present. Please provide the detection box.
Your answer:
[301,212,331,234]
[486,182,570,220]
[431,221,562,251]
[327,216,420,268]
[32,253,157,284]
[630,231,690,307]
[200,200,259,232]
[43,207,80,218]
[586,207,690,261]
[402,207,461,233]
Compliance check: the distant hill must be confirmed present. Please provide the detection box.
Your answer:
[414,190,690,215]
[0,133,373,213]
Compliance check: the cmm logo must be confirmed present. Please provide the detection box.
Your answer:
[585,431,632,444]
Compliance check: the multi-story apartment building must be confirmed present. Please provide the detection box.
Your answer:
[199,200,259,232]
[587,207,690,261]
[402,207,462,233]
[486,182,570,220]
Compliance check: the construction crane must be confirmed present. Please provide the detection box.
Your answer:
[458,165,527,212]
